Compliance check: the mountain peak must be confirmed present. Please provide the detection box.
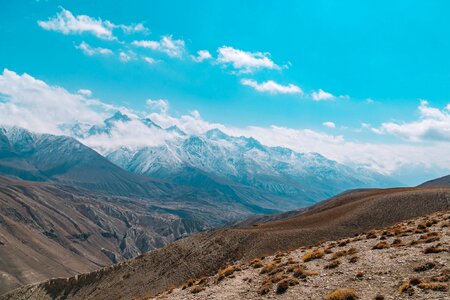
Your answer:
[141,117,162,129]
[205,128,229,140]
[105,111,131,125]
[166,125,186,136]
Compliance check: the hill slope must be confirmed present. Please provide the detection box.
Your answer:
[0,176,256,294]
[158,210,450,299]
[4,187,449,300]
[420,174,450,187]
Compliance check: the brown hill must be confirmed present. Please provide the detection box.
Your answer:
[419,174,450,187]
[159,210,450,299]
[0,176,253,295]
[3,186,449,300]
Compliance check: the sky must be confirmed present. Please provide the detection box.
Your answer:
[1,0,450,185]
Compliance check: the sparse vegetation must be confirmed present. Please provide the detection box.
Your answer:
[325,260,341,269]
[191,286,205,294]
[424,245,447,254]
[372,241,388,250]
[417,282,448,291]
[324,288,358,300]
[414,262,435,272]
[302,249,325,262]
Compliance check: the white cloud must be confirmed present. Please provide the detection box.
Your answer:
[146,99,169,114]
[1,69,450,182]
[0,69,105,134]
[77,89,92,97]
[377,100,450,142]
[143,56,156,64]
[216,46,280,73]
[38,7,115,40]
[192,50,212,62]
[117,23,149,34]
[241,79,302,94]
[323,121,336,128]
[38,7,149,40]
[311,89,335,101]
[76,41,113,56]
[119,51,135,62]
[132,35,185,58]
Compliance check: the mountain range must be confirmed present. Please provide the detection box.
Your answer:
[0,119,448,298]
[68,112,400,208]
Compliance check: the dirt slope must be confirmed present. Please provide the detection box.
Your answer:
[0,176,248,294]
[3,187,449,300]
[159,210,450,300]
[420,174,450,187]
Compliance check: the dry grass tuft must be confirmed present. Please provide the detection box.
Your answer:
[348,255,358,263]
[276,280,289,295]
[249,259,263,268]
[325,260,341,269]
[409,277,422,285]
[260,262,276,274]
[190,286,205,294]
[414,262,435,272]
[417,282,448,291]
[302,249,325,262]
[258,283,272,295]
[372,241,388,250]
[324,288,358,300]
[218,265,235,277]
[424,245,448,254]
[366,231,377,239]
[399,282,413,294]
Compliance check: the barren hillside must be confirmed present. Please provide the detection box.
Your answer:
[157,210,450,299]
[3,187,449,300]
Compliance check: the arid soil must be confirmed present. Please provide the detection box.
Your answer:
[2,187,449,300]
[156,210,450,300]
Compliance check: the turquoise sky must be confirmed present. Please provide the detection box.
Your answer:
[1,0,450,184]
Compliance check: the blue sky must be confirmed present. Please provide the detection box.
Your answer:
[1,0,450,184]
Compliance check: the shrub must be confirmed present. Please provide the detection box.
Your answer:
[191,286,205,294]
[258,283,272,295]
[348,255,358,263]
[218,265,235,277]
[409,277,422,285]
[391,239,403,246]
[414,262,435,273]
[366,231,377,239]
[250,258,263,268]
[324,288,358,300]
[325,260,341,269]
[338,240,350,247]
[356,272,364,279]
[276,279,290,294]
[293,267,306,278]
[372,241,388,250]
[260,262,276,274]
[374,294,384,300]
[417,282,448,291]
[302,249,325,262]
[399,282,413,294]
[424,246,447,254]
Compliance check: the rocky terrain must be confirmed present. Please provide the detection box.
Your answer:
[156,210,450,300]
[0,176,252,294]
[3,186,449,300]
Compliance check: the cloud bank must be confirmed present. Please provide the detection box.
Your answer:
[1,69,449,182]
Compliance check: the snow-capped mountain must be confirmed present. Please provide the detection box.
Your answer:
[65,112,400,208]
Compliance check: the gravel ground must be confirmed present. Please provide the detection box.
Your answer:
[154,211,450,300]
